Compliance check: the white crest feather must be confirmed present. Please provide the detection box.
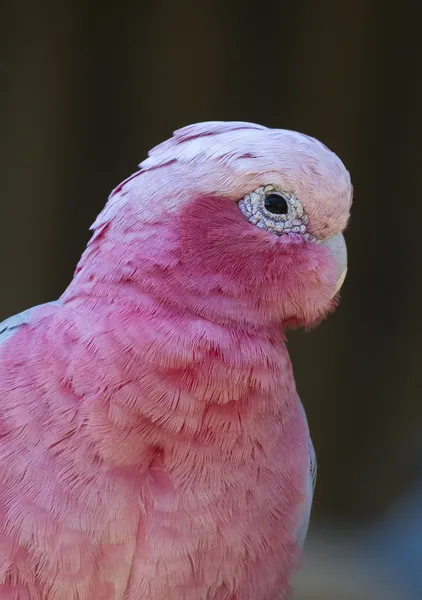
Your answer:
[140,121,268,171]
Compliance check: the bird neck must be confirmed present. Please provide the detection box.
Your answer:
[58,284,298,470]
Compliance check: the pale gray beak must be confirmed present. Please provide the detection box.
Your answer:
[319,232,348,295]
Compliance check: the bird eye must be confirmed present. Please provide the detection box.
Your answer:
[238,185,314,239]
[264,194,288,215]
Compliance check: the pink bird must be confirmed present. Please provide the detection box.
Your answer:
[0,121,352,599]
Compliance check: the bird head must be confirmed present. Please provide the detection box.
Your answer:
[72,121,352,329]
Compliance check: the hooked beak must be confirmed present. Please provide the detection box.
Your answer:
[318,232,348,295]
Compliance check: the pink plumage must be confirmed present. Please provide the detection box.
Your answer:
[0,122,352,599]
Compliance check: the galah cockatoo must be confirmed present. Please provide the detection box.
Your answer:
[0,121,352,600]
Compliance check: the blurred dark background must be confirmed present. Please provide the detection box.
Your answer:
[1,1,421,597]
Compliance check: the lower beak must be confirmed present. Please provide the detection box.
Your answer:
[319,232,348,295]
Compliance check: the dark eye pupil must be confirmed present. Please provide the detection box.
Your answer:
[264,194,288,215]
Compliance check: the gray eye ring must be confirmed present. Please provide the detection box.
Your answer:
[238,184,314,239]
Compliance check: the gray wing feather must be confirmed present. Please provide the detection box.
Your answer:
[0,301,61,345]
[296,396,317,547]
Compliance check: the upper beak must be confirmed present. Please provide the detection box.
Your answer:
[318,232,348,295]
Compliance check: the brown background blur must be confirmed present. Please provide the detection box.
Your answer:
[1,0,421,560]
